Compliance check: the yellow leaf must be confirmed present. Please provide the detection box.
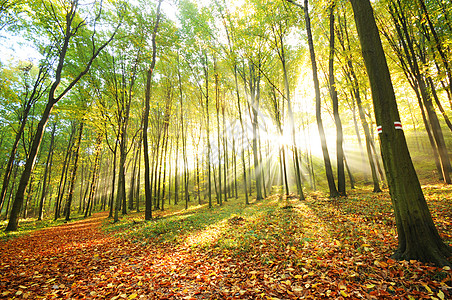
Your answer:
[437,290,445,300]
[408,296,416,300]
[283,280,291,286]
[421,283,433,294]
[340,290,348,297]
[129,294,138,299]
[379,261,388,268]
[294,275,302,279]
[366,284,375,289]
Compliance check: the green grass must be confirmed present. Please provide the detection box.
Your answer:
[0,212,86,241]
[102,194,285,248]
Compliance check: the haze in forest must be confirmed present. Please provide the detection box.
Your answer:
[0,0,451,272]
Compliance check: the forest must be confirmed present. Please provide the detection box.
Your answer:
[0,0,451,298]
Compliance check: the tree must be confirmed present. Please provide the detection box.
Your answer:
[5,0,119,231]
[143,0,163,221]
[65,121,83,221]
[303,0,339,198]
[328,1,346,196]
[349,0,451,266]
[0,61,49,216]
[0,0,20,31]
[37,122,56,220]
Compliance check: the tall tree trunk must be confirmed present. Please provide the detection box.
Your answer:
[270,87,289,196]
[108,141,118,218]
[222,105,229,201]
[6,100,54,231]
[204,52,213,209]
[65,122,84,221]
[196,147,201,203]
[303,0,338,197]
[143,0,163,221]
[234,65,249,205]
[55,123,76,220]
[349,0,452,266]
[3,166,18,218]
[78,163,85,213]
[129,140,139,210]
[116,120,130,220]
[277,25,304,200]
[174,131,180,205]
[153,135,161,210]
[338,13,381,191]
[248,63,263,201]
[258,134,267,199]
[351,77,382,192]
[136,137,141,212]
[37,123,56,220]
[23,175,34,219]
[183,130,189,208]
[328,1,346,196]
[215,70,223,206]
[343,154,355,189]
[160,103,170,210]
[232,122,238,199]
[161,130,169,211]
[84,134,102,218]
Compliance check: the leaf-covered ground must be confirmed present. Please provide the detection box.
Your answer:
[0,184,451,299]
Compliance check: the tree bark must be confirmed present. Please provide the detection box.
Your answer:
[215,71,223,206]
[204,51,212,209]
[108,141,118,218]
[234,65,249,205]
[37,123,56,220]
[304,0,338,197]
[349,0,452,266]
[328,1,346,196]
[55,123,76,220]
[85,135,102,218]
[143,0,163,220]
[65,122,84,221]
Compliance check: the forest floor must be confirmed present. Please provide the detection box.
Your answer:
[0,183,451,299]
